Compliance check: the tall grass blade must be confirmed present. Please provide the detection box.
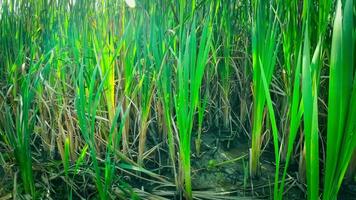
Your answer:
[324,0,355,198]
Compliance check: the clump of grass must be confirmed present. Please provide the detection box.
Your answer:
[75,65,129,199]
[75,65,106,199]
[0,50,53,196]
[324,0,355,198]
[2,78,36,196]
[1,0,356,199]
[250,0,279,177]
[300,0,332,198]
[149,9,178,183]
[174,17,212,199]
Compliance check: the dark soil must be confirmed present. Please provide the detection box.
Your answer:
[134,128,356,199]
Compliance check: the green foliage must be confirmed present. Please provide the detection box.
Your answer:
[324,0,355,199]
[250,0,279,177]
[174,16,212,199]
[0,0,355,199]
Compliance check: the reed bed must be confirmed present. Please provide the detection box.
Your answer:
[0,0,355,199]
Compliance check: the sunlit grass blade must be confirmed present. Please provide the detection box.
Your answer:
[301,18,321,200]
[250,0,279,177]
[174,16,212,199]
[258,57,280,198]
[323,0,355,198]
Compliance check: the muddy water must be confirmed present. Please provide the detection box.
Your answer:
[190,131,305,199]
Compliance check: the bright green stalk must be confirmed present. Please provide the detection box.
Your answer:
[324,0,355,199]
[195,93,208,156]
[300,0,333,198]
[92,3,118,131]
[301,18,322,200]
[175,17,212,199]
[250,0,279,177]
[258,57,281,198]
[96,41,115,123]
[74,144,88,174]
[63,137,70,179]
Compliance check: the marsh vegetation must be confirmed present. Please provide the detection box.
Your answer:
[0,0,355,199]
